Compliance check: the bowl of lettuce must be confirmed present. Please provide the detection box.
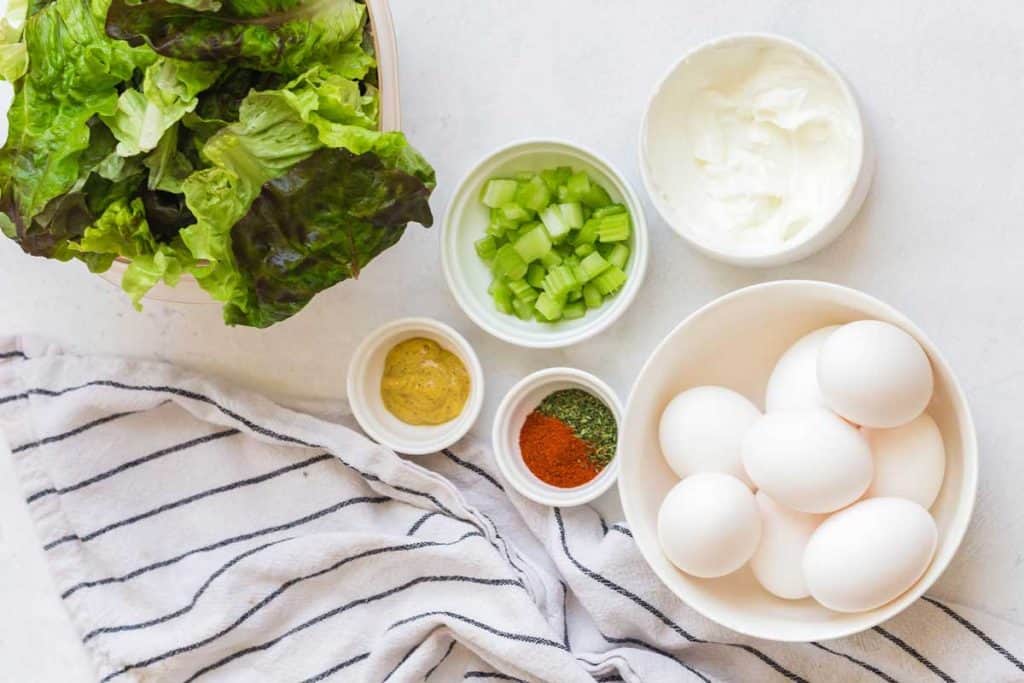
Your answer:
[0,0,435,327]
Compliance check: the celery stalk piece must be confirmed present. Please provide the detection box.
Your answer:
[492,244,528,280]
[574,243,595,257]
[514,171,535,183]
[579,251,611,282]
[512,297,534,320]
[596,212,631,242]
[542,265,577,298]
[562,301,586,320]
[554,166,573,185]
[567,288,582,303]
[575,218,601,245]
[583,283,603,309]
[582,183,613,208]
[539,250,562,268]
[607,243,630,270]
[593,203,627,218]
[489,278,515,314]
[556,185,570,203]
[559,202,584,230]
[475,236,498,261]
[490,208,519,231]
[516,176,551,212]
[540,205,571,242]
[501,204,533,223]
[508,278,538,302]
[565,171,591,201]
[569,263,588,285]
[540,169,561,192]
[592,265,627,295]
[512,224,553,263]
[526,263,547,289]
[481,179,518,208]
[535,292,565,321]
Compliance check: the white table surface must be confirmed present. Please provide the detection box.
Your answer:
[2,1,1023,680]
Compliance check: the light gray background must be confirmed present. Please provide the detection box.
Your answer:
[1,1,1022,680]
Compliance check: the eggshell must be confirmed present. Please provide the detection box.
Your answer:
[803,497,937,613]
[658,386,760,488]
[765,326,840,413]
[750,492,826,600]
[864,413,946,509]
[817,320,934,428]
[657,473,762,578]
[742,410,873,513]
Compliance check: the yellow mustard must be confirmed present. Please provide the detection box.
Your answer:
[381,337,470,425]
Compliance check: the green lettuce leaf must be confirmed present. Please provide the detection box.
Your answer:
[0,0,28,81]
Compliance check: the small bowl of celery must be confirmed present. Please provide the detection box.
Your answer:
[442,140,648,348]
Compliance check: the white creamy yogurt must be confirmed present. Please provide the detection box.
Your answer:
[644,38,860,257]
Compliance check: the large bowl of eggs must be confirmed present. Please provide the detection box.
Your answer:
[618,280,977,641]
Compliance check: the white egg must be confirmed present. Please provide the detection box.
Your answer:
[742,410,873,513]
[817,320,934,428]
[803,497,937,613]
[765,326,840,413]
[659,386,760,488]
[657,473,761,578]
[750,492,826,600]
[864,413,946,509]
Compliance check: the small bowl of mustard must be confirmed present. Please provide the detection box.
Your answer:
[347,317,485,455]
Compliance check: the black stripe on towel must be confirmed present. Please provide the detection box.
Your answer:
[0,350,27,359]
[85,531,483,642]
[608,524,632,538]
[553,509,806,683]
[442,448,504,491]
[464,672,524,681]
[165,577,525,683]
[46,453,334,550]
[873,626,954,682]
[425,641,456,680]
[27,429,239,503]
[61,495,391,598]
[299,652,370,683]
[602,633,710,683]
[811,642,898,683]
[382,642,424,682]
[408,511,441,536]
[389,610,567,650]
[922,596,1024,672]
[12,410,142,454]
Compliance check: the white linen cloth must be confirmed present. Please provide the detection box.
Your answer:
[1,338,1022,683]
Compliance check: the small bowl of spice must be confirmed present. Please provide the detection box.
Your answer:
[348,317,485,455]
[493,367,621,506]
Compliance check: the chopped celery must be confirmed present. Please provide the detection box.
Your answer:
[475,236,498,260]
[481,179,518,208]
[516,176,551,212]
[559,202,584,230]
[562,301,586,320]
[582,183,612,209]
[501,203,532,223]
[575,218,600,245]
[607,243,630,269]
[574,242,595,257]
[569,262,588,285]
[593,203,626,218]
[579,251,611,281]
[542,265,577,298]
[492,244,528,280]
[514,171,535,183]
[489,279,514,314]
[512,297,534,320]
[490,208,518,231]
[540,205,571,242]
[539,250,562,268]
[508,278,538,302]
[512,224,552,263]
[567,288,582,303]
[565,171,591,201]
[539,169,561,192]
[535,292,565,321]
[592,265,627,295]
[526,263,546,289]
[583,283,603,309]
[596,212,631,242]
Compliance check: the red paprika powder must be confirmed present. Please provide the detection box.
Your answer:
[519,411,600,488]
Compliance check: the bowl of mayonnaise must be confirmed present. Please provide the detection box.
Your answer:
[640,33,873,267]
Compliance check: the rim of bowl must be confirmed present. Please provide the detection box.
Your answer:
[442,138,649,349]
[638,33,872,267]
[618,279,978,641]
[347,317,485,455]
[492,367,622,506]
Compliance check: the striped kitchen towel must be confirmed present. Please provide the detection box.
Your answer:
[1,338,1022,683]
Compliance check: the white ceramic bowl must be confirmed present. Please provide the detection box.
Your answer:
[639,33,874,267]
[619,280,977,641]
[442,140,649,349]
[347,317,484,455]
[493,367,622,506]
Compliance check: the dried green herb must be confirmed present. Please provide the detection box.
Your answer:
[537,388,617,467]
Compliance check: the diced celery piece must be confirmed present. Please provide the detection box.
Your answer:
[562,301,586,320]
[597,212,631,242]
[574,243,595,257]
[539,250,562,268]
[575,218,600,245]
[526,263,546,289]
[555,244,574,259]
[554,166,573,184]
[563,253,580,267]
[489,278,514,314]
[579,251,611,282]
[514,171,535,183]
[556,185,570,203]
[512,224,552,263]
[508,278,538,302]
[490,207,518,231]
[481,179,518,208]
[542,265,577,298]
[492,244,528,280]
[475,236,498,261]
[559,202,584,230]
[539,169,561,192]
[535,292,565,321]
[607,243,630,270]
[515,176,551,212]
[593,203,627,218]
[501,203,532,223]
[567,288,582,303]
[583,283,603,309]
[592,265,627,295]
[540,205,571,242]
[569,262,588,285]
[512,297,534,320]
[582,183,613,209]
[565,171,591,201]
